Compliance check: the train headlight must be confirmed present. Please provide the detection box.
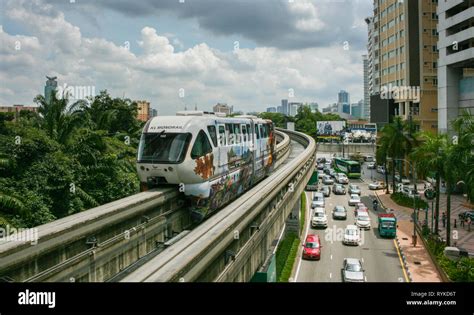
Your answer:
[140,166,145,171]
[168,167,174,172]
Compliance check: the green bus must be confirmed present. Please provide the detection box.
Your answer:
[333,158,361,179]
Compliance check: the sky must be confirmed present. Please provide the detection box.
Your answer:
[0,0,373,115]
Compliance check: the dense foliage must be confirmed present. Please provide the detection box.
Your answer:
[425,235,474,282]
[259,106,343,135]
[378,110,474,246]
[391,192,428,210]
[0,91,143,228]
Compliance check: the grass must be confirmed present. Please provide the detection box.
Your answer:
[391,192,428,209]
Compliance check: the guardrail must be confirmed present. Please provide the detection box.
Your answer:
[0,131,291,282]
[122,129,316,282]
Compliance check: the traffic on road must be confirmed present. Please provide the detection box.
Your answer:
[297,155,408,282]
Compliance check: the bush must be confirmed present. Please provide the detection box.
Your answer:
[424,234,474,282]
[391,192,428,209]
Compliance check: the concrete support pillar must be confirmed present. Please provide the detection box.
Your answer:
[438,65,461,134]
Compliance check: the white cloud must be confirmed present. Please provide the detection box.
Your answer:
[0,0,365,113]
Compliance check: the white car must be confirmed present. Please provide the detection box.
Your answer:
[348,194,361,206]
[368,181,385,190]
[343,225,361,246]
[312,207,328,228]
[336,174,349,184]
[355,213,371,230]
[311,192,325,208]
[367,162,376,169]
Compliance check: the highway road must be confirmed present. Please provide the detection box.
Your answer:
[294,157,408,283]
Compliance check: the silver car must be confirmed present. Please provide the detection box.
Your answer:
[332,205,347,220]
[311,192,325,208]
[342,258,365,282]
[322,175,334,185]
[348,184,361,195]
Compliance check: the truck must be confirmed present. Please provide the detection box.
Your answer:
[378,213,397,238]
[305,170,319,191]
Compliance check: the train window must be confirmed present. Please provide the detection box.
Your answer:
[218,125,226,146]
[255,124,260,139]
[265,125,270,138]
[191,130,212,159]
[138,133,192,164]
[207,126,218,147]
[241,124,247,143]
[226,124,234,145]
[234,124,241,144]
[259,124,265,138]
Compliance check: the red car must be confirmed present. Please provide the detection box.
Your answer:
[302,234,322,260]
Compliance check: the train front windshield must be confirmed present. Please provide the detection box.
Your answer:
[138,132,192,164]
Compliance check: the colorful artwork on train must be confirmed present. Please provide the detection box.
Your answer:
[136,112,276,221]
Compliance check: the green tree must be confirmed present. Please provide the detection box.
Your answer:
[377,117,415,192]
[34,92,87,145]
[411,132,447,235]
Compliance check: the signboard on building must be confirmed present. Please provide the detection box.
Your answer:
[317,121,346,136]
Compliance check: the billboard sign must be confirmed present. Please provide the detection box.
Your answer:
[317,121,346,136]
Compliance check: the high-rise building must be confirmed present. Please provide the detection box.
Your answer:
[44,76,58,104]
[342,103,351,114]
[338,90,350,104]
[363,54,371,119]
[213,103,233,116]
[277,106,283,114]
[437,1,474,134]
[281,99,289,116]
[351,101,363,119]
[289,102,303,116]
[150,108,158,118]
[308,102,319,113]
[266,107,277,113]
[368,0,439,132]
[136,100,151,122]
[366,17,378,96]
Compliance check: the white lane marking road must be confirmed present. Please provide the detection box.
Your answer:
[294,192,311,282]
[330,254,333,260]
[329,273,332,279]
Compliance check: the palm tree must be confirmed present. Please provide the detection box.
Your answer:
[411,132,447,235]
[377,117,415,193]
[34,92,87,145]
[452,110,474,203]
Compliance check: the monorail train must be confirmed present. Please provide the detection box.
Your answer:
[136,111,276,221]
